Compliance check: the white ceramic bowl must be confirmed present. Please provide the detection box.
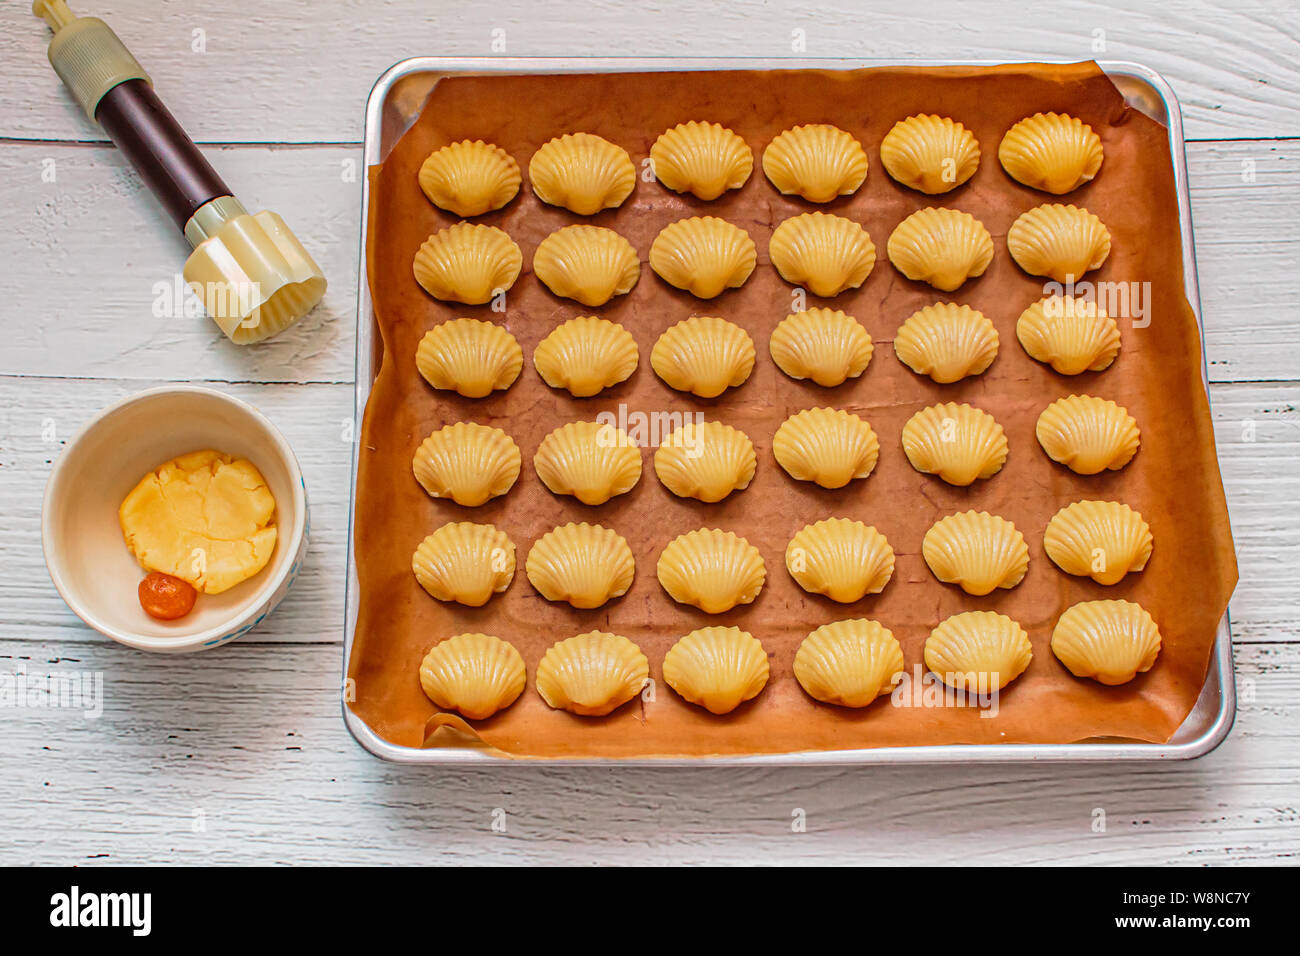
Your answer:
[42,386,309,653]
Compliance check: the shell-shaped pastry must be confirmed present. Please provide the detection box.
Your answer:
[769,308,873,387]
[662,626,770,715]
[893,302,999,384]
[528,132,635,215]
[762,124,869,203]
[793,619,905,708]
[1016,295,1121,375]
[650,121,754,200]
[415,318,523,398]
[768,212,876,297]
[1007,203,1111,282]
[901,402,1008,486]
[999,112,1104,195]
[654,420,756,503]
[412,522,515,607]
[413,223,523,305]
[533,316,638,398]
[1043,500,1153,585]
[535,631,649,717]
[656,529,766,614]
[533,420,642,505]
[419,633,526,720]
[526,522,635,609]
[921,511,1028,596]
[412,422,521,507]
[1037,395,1140,474]
[785,518,895,603]
[532,225,640,307]
[773,407,879,489]
[1051,600,1162,685]
[417,140,521,217]
[886,207,994,292]
[925,611,1033,692]
[879,115,981,195]
[648,217,757,299]
[650,316,755,398]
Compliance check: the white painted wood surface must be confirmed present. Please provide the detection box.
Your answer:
[2,0,1297,865]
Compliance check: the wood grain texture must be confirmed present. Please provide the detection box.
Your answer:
[0,139,1296,384]
[1,0,1297,866]
[3,0,1299,143]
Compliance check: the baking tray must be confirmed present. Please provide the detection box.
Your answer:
[343,57,1235,765]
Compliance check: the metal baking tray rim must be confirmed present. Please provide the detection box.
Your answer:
[343,57,1235,765]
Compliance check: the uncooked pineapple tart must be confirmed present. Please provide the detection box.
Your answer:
[769,308,873,387]
[535,631,649,716]
[662,626,770,715]
[653,420,756,502]
[886,207,994,292]
[901,402,1008,486]
[528,132,636,215]
[651,316,755,398]
[999,112,1103,194]
[893,302,999,384]
[768,212,877,297]
[533,316,638,398]
[412,522,515,607]
[412,422,521,507]
[785,518,895,603]
[924,611,1033,692]
[1036,395,1140,474]
[525,522,635,610]
[119,449,277,595]
[650,121,753,200]
[417,140,521,217]
[1006,203,1111,282]
[419,633,526,720]
[921,511,1029,596]
[762,124,869,202]
[1043,500,1153,586]
[532,224,640,307]
[772,407,879,489]
[533,420,642,505]
[648,216,757,299]
[878,114,980,194]
[412,222,522,305]
[1017,295,1121,375]
[416,318,522,398]
[656,529,766,614]
[794,619,905,708]
[1051,600,1162,685]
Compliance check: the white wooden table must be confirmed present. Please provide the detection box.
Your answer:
[2,0,1297,865]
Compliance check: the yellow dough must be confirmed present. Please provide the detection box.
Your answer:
[416,318,523,398]
[999,112,1103,195]
[418,633,526,720]
[528,132,635,214]
[893,302,999,384]
[1044,500,1152,586]
[412,522,515,607]
[651,315,755,398]
[662,626,770,715]
[762,124,869,202]
[535,631,649,716]
[925,611,1033,692]
[650,121,754,200]
[533,420,642,505]
[1017,295,1121,375]
[1007,203,1111,281]
[657,528,766,614]
[412,422,521,507]
[785,518,895,603]
[768,212,877,297]
[794,619,905,708]
[654,420,756,503]
[417,140,521,217]
[769,308,873,387]
[526,522,635,609]
[1036,394,1140,474]
[1051,600,1162,685]
[773,407,879,489]
[118,449,277,594]
[532,224,640,307]
[412,222,522,305]
[901,402,1008,486]
[886,207,994,292]
[879,114,980,194]
[649,216,757,298]
[533,316,638,398]
[922,511,1029,596]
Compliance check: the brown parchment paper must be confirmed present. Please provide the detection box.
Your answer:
[349,63,1237,757]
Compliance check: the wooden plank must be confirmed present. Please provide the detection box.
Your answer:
[4,0,1299,143]
[1,377,1294,646]
[0,138,1297,385]
[0,637,1294,864]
